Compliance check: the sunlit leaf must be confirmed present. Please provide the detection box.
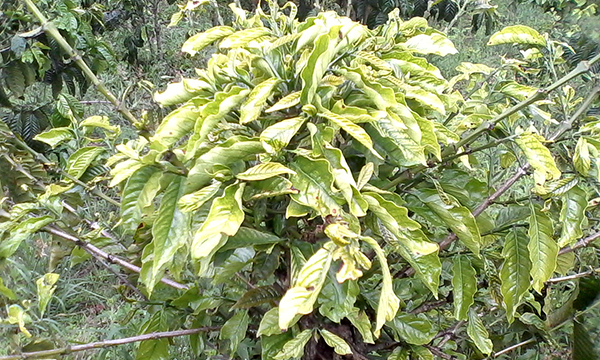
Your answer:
[36,273,59,317]
[467,308,493,355]
[67,146,104,179]
[488,25,546,47]
[239,78,281,124]
[558,186,587,247]
[182,26,235,55]
[236,162,295,181]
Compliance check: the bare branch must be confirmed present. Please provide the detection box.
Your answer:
[493,338,536,357]
[546,268,600,284]
[0,327,220,360]
[558,231,600,255]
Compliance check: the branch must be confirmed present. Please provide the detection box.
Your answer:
[0,327,220,360]
[43,226,189,291]
[558,231,600,255]
[424,344,457,360]
[492,338,536,358]
[21,0,139,126]
[545,268,600,284]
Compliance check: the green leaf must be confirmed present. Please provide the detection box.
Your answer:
[67,147,104,179]
[121,167,159,233]
[221,227,283,251]
[239,78,281,124]
[274,329,312,360]
[233,285,281,309]
[361,236,401,337]
[7,304,31,337]
[154,79,212,106]
[260,117,306,154]
[528,204,558,293]
[266,91,301,113]
[152,101,202,148]
[500,229,531,323]
[289,155,343,217]
[487,25,547,47]
[390,313,436,345]
[185,138,264,193]
[80,115,119,133]
[414,189,481,255]
[220,27,271,49]
[452,255,477,321]
[369,118,426,167]
[143,176,190,294]
[36,273,59,317]
[574,137,592,176]
[178,182,221,213]
[573,317,599,360]
[33,127,74,148]
[318,110,382,159]
[300,28,338,104]
[0,216,53,259]
[219,310,250,355]
[404,33,458,56]
[257,308,281,337]
[279,243,334,330]
[191,183,245,274]
[136,311,170,360]
[515,132,560,187]
[356,162,374,190]
[0,277,16,300]
[558,186,587,247]
[346,309,375,344]
[467,308,493,355]
[182,26,235,55]
[319,329,352,355]
[236,162,296,181]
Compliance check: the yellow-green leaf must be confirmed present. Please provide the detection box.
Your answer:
[319,110,382,159]
[266,91,301,113]
[488,25,547,47]
[239,78,281,124]
[558,186,587,247]
[236,162,296,181]
[500,229,531,323]
[182,26,235,56]
[33,127,74,148]
[67,146,104,179]
[260,117,306,154]
[319,329,352,355]
[467,308,493,355]
[36,273,59,317]
[220,27,271,49]
[452,255,476,321]
[178,182,221,213]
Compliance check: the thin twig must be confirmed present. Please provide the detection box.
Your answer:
[558,231,600,255]
[492,338,535,357]
[545,268,600,284]
[425,344,456,360]
[43,226,189,291]
[0,327,220,360]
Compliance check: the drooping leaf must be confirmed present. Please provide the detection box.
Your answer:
[7,304,31,337]
[279,244,334,329]
[300,28,338,104]
[558,186,587,247]
[500,229,531,323]
[528,204,558,293]
[452,255,477,321]
[361,236,401,337]
[319,329,352,355]
[219,27,271,49]
[404,33,458,56]
[236,162,296,181]
[487,25,546,47]
[467,308,493,355]
[346,309,374,344]
[219,310,250,355]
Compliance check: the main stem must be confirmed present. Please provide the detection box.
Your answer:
[22,0,139,126]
